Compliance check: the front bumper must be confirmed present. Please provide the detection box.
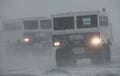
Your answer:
[52,33,102,48]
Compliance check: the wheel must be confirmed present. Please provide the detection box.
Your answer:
[91,44,111,64]
[55,47,77,67]
[104,44,111,63]
[91,52,105,64]
[91,47,106,64]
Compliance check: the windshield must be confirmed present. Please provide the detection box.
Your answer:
[77,15,98,28]
[53,17,74,30]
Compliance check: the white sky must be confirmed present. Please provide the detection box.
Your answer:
[0,0,119,20]
[0,0,120,44]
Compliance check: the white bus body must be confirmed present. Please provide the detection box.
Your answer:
[2,17,52,48]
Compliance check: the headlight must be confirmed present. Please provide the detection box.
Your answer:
[23,37,30,43]
[53,41,60,47]
[91,37,101,45]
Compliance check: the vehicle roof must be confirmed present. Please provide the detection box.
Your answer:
[52,11,108,18]
[2,17,51,24]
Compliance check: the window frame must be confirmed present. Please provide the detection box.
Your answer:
[99,16,108,26]
[76,15,98,28]
[23,20,39,30]
[53,16,75,30]
[40,19,52,29]
[4,22,22,31]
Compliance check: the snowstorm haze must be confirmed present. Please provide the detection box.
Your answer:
[0,0,120,75]
[0,0,120,53]
[0,0,120,44]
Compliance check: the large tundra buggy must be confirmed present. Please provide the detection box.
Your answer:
[2,17,52,56]
[51,10,113,66]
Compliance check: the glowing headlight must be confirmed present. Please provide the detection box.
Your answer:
[91,37,101,45]
[54,41,60,47]
[24,37,30,42]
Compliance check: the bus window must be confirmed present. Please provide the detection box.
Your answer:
[40,20,51,29]
[99,16,108,26]
[23,20,39,30]
[53,16,74,30]
[77,15,97,28]
[4,22,22,31]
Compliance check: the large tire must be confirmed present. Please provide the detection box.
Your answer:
[56,47,77,67]
[91,44,111,64]
[104,44,111,63]
[91,47,106,64]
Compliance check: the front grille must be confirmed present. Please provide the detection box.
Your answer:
[52,34,85,47]
[24,32,51,43]
[71,40,85,47]
[52,32,100,47]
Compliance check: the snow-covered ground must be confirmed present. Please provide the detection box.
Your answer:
[0,45,120,76]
